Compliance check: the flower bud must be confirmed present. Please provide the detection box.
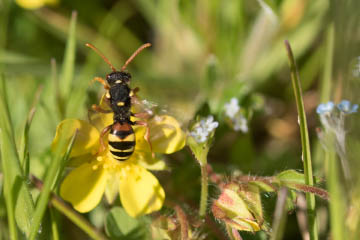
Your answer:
[212,183,263,232]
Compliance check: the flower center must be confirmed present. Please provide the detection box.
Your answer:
[91,153,140,180]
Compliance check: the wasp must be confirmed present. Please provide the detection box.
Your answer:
[86,43,152,161]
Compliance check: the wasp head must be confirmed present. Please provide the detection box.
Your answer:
[106,71,131,86]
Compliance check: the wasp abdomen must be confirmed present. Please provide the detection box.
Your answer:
[108,122,135,161]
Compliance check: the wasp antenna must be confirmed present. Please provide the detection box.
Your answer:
[121,43,151,71]
[85,43,117,72]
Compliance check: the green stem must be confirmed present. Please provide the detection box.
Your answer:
[51,196,107,240]
[327,135,346,240]
[270,188,288,240]
[50,208,60,240]
[32,176,107,240]
[199,163,208,218]
[284,41,318,240]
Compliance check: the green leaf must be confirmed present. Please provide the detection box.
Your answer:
[105,207,148,239]
[28,129,78,240]
[248,181,276,192]
[18,86,43,176]
[0,51,38,64]
[285,40,317,239]
[0,76,35,238]
[276,170,306,185]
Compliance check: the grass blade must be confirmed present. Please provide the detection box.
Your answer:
[0,133,18,240]
[284,40,318,240]
[28,130,78,240]
[318,23,346,240]
[270,188,288,240]
[59,11,77,118]
[0,75,35,238]
[326,136,346,240]
[19,85,43,176]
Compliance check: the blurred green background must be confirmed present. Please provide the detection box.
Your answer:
[1,0,360,239]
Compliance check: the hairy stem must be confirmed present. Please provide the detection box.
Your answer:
[199,163,209,217]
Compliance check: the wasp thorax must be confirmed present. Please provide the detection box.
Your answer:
[106,71,131,86]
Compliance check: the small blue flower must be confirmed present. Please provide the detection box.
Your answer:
[316,101,335,115]
[337,100,358,114]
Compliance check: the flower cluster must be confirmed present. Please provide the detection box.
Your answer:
[52,98,186,218]
[317,100,358,131]
[316,100,358,181]
[189,115,219,143]
[224,98,248,133]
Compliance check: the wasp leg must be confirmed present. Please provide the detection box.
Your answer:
[132,87,140,94]
[132,111,152,119]
[130,87,141,105]
[92,77,110,90]
[92,104,112,113]
[135,120,154,158]
[97,125,112,154]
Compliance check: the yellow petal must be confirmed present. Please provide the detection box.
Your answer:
[89,111,113,132]
[131,151,168,171]
[60,161,107,213]
[15,0,45,9]
[119,165,165,217]
[104,174,119,204]
[52,119,100,158]
[99,93,112,110]
[135,115,186,154]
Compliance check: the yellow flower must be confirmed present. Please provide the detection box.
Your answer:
[15,0,58,9]
[52,112,186,218]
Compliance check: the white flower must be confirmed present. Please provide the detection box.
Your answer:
[233,115,248,133]
[224,98,249,133]
[190,127,208,143]
[190,115,219,143]
[200,115,219,132]
[224,98,240,119]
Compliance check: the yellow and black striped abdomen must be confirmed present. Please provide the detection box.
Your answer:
[108,123,135,161]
